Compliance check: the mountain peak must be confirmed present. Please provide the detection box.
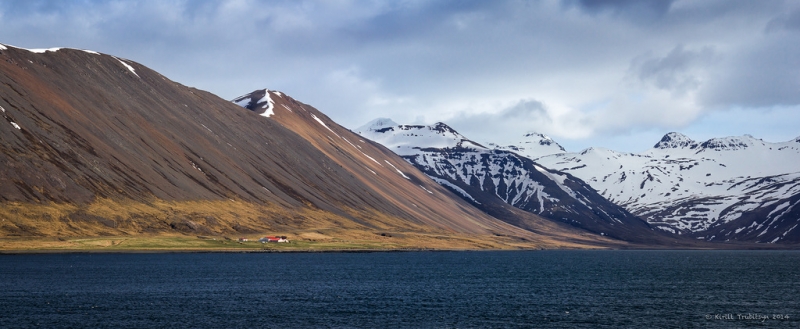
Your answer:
[697,135,761,151]
[524,132,549,138]
[231,89,282,117]
[429,122,460,135]
[523,132,566,152]
[356,120,485,155]
[653,132,698,149]
[355,118,399,133]
[489,131,565,158]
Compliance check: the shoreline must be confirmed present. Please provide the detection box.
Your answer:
[3,245,799,254]
[2,234,797,254]
[0,247,461,255]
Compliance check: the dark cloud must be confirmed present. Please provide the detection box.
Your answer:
[765,8,800,33]
[630,45,716,96]
[342,0,502,42]
[446,99,552,144]
[564,0,676,23]
[502,99,549,120]
[699,37,800,108]
[2,0,800,152]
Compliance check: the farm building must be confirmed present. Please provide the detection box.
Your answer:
[259,236,289,243]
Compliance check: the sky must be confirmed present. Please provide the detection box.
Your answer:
[2,0,800,153]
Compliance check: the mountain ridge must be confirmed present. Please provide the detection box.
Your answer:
[0,43,625,249]
[3,41,794,248]
[357,118,799,244]
[0,46,490,238]
[504,130,800,243]
[356,120,686,244]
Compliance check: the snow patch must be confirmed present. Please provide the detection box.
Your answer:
[656,226,676,234]
[784,224,798,236]
[28,47,62,53]
[112,56,139,78]
[385,160,410,179]
[774,199,799,222]
[191,161,202,172]
[257,90,275,117]
[234,97,250,108]
[0,44,99,55]
[767,201,791,218]
[311,114,335,134]
[535,165,580,201]
[428,176,480,204]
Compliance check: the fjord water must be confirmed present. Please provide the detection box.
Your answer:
[1,251,797,328]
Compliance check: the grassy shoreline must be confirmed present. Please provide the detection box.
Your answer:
[0,232,570,254]
[2,234,796,253]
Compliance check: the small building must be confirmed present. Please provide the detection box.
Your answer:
[238,237,248,242]
[259,236,289,243]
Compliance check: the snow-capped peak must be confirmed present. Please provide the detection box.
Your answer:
[524,132,565,151]
[524,132,551,139]
[356,119,484,156]
[697,134,763,152]
[653,132,698,149]
[355,118,398,133]
[428,122,461,136]
[231,89,280,117]
[489,131,566,158]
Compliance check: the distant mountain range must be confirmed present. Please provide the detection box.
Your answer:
[355,119,668,244]
[357,118,800,244]
[526,132,800,243]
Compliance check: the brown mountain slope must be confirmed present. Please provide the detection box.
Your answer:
[0,45,618,249]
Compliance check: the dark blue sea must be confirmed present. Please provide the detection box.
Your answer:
[1,250,798,328]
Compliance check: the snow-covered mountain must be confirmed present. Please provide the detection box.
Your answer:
[524,132,800,243]
[356,118,487,156]
[357,116,800,244]
[488,132,566,158]
[356,119,663,243]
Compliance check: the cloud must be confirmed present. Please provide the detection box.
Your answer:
[2,0,800,152]
[698,33,800,109]
[564,0,677,23]
[502,99,550,120]
[328,67,415,111]
[765,8,800,33]
[588,89,701,134]
[629,45,716,97]
[445,99,556,144]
